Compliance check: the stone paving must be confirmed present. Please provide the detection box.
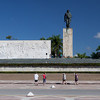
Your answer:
[0,95,68,100]
[75,96,100,100]
[0,95,100,100]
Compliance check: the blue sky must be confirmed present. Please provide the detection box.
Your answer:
[0,0,100,56]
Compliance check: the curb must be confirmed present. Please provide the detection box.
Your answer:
[0,81,100,85]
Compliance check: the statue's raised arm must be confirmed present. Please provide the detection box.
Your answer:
[64,10,72,28]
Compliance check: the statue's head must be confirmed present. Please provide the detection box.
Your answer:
[67,10,69,13]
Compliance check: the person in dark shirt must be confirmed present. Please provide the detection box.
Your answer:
[75,73,78,85]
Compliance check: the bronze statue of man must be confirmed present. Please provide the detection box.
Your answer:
[64,10,72,28]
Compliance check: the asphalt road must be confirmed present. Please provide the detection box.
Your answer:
[0,89,100,96]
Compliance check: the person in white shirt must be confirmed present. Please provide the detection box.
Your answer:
[34,73,39,86]
[62,73,67,85]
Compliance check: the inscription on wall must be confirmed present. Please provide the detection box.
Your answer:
[0,40,51,59]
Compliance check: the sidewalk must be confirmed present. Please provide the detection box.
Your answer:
[0,80,100,90]
[0,80,100,84]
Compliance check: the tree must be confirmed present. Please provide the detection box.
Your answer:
[40,35,63,57]
[91,52,98,59]
[96,45,100,51]
[77,53,88,58]
[6,35,12,40]
[6,35,17,40]
[47,35,63,57]
[40,37,46,40]
[91,45,100,59]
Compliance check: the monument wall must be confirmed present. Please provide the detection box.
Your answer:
[0,66,100,72]
[0,40,51,59]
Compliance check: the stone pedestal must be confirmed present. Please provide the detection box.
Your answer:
[63,28,73,58]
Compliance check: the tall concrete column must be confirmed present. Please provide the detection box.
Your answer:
[63,28,73,58]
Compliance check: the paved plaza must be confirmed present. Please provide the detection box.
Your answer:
[0,80,100,100]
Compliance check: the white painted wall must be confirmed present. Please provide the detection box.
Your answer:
[0,67,100,72]
[0,40,51,59]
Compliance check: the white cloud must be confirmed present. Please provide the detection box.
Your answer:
[94,32,100,39]
[74,54,78,57]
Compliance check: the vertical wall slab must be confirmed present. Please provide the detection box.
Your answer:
[0,40,51,59]
[63,28,73,57]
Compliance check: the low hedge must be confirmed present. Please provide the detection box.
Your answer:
[0,63,100,67]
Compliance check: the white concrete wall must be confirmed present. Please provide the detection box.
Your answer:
[0,67,100,72]
[0,40,51,59]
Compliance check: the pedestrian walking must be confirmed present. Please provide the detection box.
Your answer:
[62,73,67,85]
[43,73,46,85]
[75,73,78,85]
[34,73,39,86]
